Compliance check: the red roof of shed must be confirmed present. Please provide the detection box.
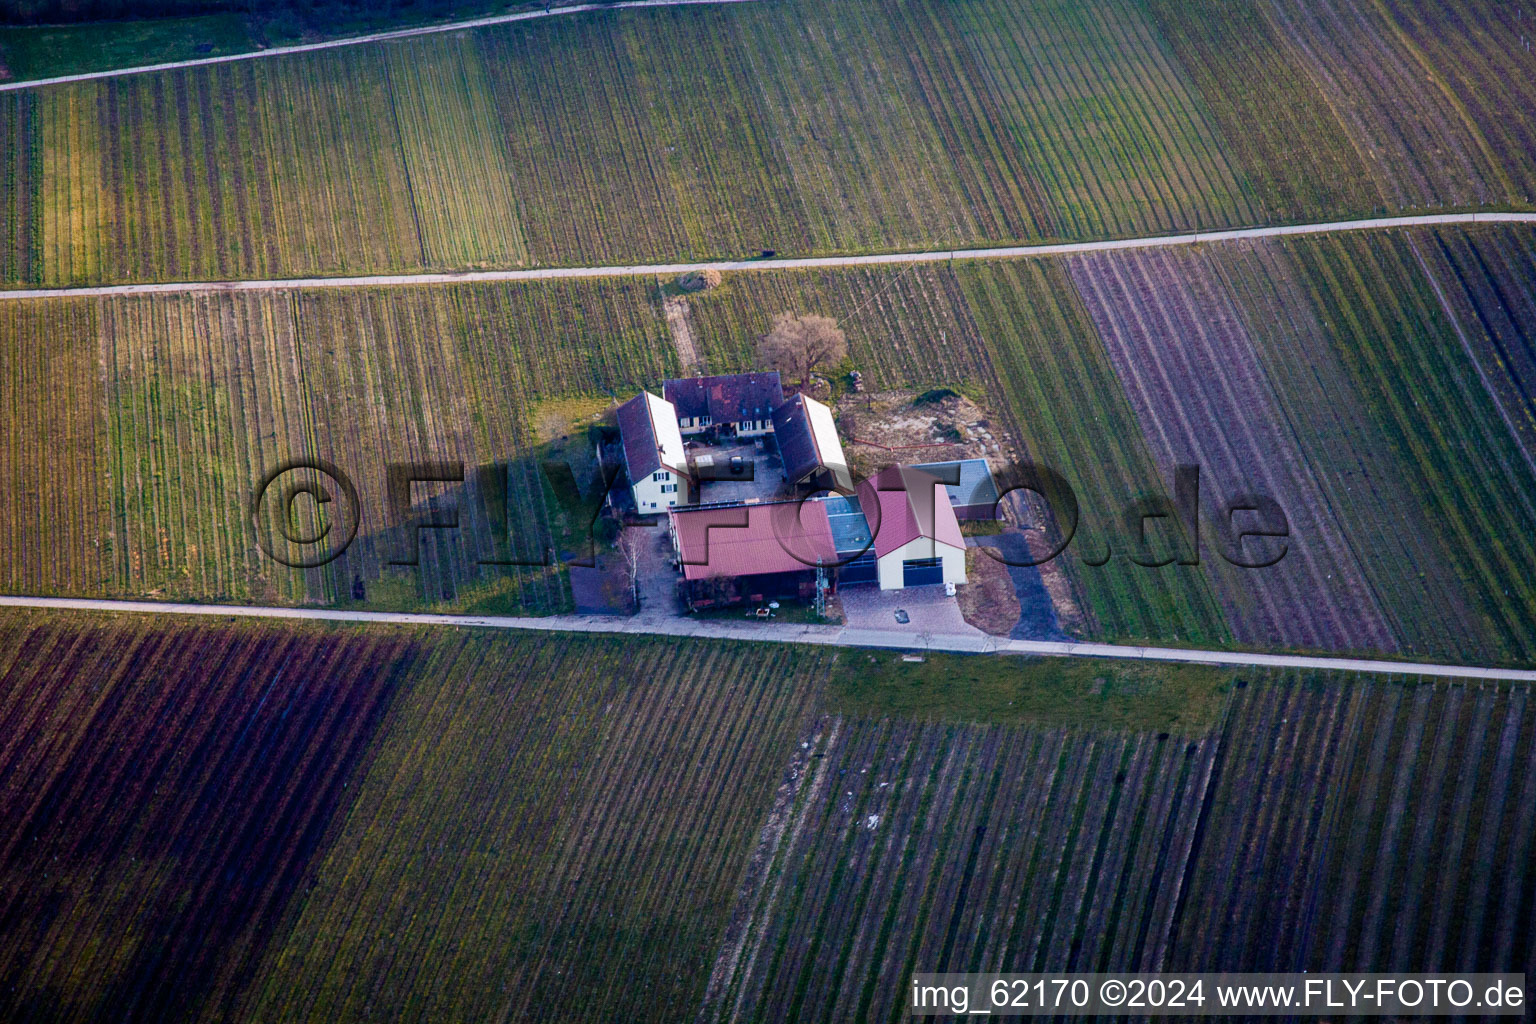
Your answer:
[670,501,837,580]
[870,466,965,556]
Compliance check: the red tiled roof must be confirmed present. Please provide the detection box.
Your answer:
[670,501,837,580]
[869,466,965,557]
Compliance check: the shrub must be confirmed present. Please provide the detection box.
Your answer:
[913,386,960,406]
[677,269,722,293]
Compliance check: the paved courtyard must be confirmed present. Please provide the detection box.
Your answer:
[837,583,982,637]
[625,522,682,621]
[688,440,789,505]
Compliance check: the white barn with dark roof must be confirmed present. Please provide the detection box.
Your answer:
[616,391,691,512]
[771,393,853,493]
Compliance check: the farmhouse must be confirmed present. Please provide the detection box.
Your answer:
[911,458,1001,520]
[669,499,839,608]
[772,393,853,493]
[664,372,784,437]
[870,465,967,589]
[616,391,691,512]
[615,382,966,602]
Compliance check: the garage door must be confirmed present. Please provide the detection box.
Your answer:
[839,551,878,586]
[902,557,944,587]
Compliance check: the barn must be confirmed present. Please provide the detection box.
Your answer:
[772,393,853,493]
[870,465,967,589]
[668,499,839,608]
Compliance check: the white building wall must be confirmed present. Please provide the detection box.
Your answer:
[678,415,770,437]
[632,469,689,513]
[876,537,967,590]
[733,418,772,438]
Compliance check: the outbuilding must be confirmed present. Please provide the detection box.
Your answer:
[772,393,853,493]
[911,458,1001,520]
[870,465,967,590]
[668,499,838,608]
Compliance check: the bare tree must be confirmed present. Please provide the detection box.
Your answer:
[757,313,847,390]
[615,526,644,609]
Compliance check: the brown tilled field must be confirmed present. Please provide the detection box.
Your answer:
[1066,246,1396,653]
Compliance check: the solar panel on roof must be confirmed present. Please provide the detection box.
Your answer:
[816,495,874,554]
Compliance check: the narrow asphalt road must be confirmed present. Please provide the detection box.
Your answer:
[4,595,1534,681]
[2,213,1531,302]
[0,0,764,93]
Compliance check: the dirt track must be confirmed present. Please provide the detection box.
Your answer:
[1,213,1532,302]
[3,594,1534,681]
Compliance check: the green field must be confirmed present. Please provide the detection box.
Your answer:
[1266,229,1536,664]
[827,648,1231,735]
[1144,0,1384,222]
[714,669,1536,1020]
[0,612,833,1021]
[0,14,254,82]
[0,280,677,611]
[240,629,832,1023]
[3,0,1533,287]
[953,257,1234,646]
[0,1,626,84]
[5,227,1533,664]
[1257,0,1533,210]
[3,610,1529,1021]
[0,2,584,82]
